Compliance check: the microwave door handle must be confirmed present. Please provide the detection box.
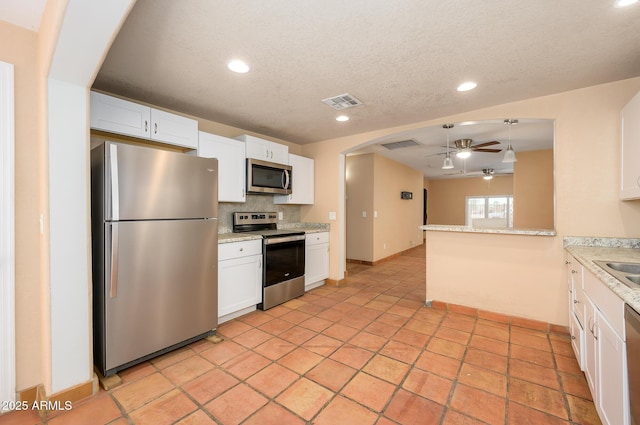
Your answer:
[283,169,290,190]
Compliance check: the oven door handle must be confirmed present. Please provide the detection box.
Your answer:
[264,234,306,245]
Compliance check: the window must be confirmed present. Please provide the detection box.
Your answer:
[466,195,513,228]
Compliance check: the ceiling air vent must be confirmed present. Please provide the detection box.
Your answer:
[321,93,363,110]
[381,139,419,150]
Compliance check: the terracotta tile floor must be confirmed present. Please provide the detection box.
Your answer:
[1,244,602,425]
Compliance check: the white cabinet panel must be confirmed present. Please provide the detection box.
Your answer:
[305,232,329,289]
[621,90,640,200]
[90,91,198,150]
[580,266,629,425]
[150,109,198,149]
[199,132,246,202]
[90,91,150,138]
[596,309,629,425]
[275,154,314,205]
[218,240,262,318]
[236,134,289,165]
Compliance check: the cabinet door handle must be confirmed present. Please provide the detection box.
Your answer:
[154,122,158,134]
[565,260,570,265]
[574,299,579,304]
[593,321,598,340]
[240,247,244,252]
[258,258,262,269]
[571,270,577,274]
[571,335,576,340]
[144,120,148,133]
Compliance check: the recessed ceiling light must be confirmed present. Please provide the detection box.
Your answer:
[457,82,477,92]
[336,115,349,122]
[227,60,250,73]
[615,0,638,7]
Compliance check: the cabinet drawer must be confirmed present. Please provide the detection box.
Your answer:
[306,232,329,246]
[219,240,262,261]
[584,269,625,340]
[570,310,585,370]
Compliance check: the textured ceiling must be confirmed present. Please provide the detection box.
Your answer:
[93,0,640,147]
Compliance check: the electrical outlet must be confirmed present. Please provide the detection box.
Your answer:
[383,243,387,250]
[374,210,378,218]
[362,211,367,218]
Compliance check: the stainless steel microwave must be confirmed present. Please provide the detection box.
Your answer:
[246,158,292,195]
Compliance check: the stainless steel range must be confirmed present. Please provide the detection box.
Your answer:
[233,212,305,310]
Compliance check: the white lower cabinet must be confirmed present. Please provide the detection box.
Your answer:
[566,254,585,369]
[582,268,629,425]
[218,240,262,322]
[305,232,329,290]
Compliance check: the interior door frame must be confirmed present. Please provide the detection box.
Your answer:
[0,61,16,409]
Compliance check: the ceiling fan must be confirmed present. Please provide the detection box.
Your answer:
[449,139,502,159]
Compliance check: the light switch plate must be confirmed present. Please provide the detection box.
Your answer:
[278,212,283,220]
[329,211,337,220]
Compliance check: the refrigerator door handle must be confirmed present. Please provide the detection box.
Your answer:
[110,144,120,220]
[110,224,119,298]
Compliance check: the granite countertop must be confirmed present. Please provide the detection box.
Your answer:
[564,237,640,313]
[218,222,330,244]
[420,224,556,236]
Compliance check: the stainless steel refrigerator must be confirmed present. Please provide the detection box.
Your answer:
[91,141,218,377]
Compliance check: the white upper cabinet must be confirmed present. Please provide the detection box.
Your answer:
[275,153,314,205]
[90,91,150,138]
[236,134,289,165]
[621,90,640,200]
[90,91,198,150]
[198,132,246,203]
[150,109,198,149]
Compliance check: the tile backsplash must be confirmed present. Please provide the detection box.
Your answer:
[218,195,301,232]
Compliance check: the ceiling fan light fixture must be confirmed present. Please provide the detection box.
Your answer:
[482,168,494,180]
[502,146,518,163]
[456,150,471,159]
[442,154,454,169]
[502,119,518,163]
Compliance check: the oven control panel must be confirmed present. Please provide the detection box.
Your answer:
[234,212,278,225]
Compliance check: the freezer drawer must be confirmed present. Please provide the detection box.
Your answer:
[92,141,218,221]
[94,219,218,375]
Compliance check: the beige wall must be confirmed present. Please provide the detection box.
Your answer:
[513,149,554,229]
[371,154,423,261]
[345,154,374,261]
[346,153,423,262]
[302,77,640,325]
[0,20,43,391]
[426,175,513,225]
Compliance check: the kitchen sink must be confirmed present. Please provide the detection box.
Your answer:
[603,262,640,274]
[594,260,640,290]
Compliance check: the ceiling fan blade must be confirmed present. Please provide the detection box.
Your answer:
[472,141,500,148]
[472,148,502,153]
